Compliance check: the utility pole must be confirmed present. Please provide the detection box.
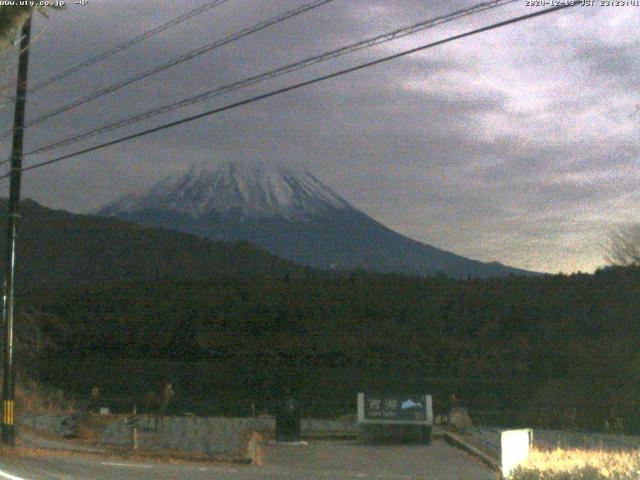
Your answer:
[2,13,32,446]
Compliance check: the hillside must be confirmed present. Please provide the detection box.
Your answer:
[24,266,640,430]
[0,199,309,289]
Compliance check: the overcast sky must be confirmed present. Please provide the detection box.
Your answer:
[0,0,637,274]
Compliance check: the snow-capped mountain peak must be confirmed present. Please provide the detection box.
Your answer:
[99,160,352,221]
[97,159,537,278]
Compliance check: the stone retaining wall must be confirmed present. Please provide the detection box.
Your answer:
[18,413,356,457]
[101,416,274,457]
[301,418,356,434]
[101,415,356,457]
[18,412,82,437]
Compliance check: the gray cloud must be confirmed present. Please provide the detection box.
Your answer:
[0,0,637,274]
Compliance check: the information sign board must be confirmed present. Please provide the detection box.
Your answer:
[357,393,433,425]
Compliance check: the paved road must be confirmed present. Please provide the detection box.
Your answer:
[261,440,498,479]
[0,440,497,479]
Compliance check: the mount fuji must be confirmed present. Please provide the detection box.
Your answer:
[98,161,535,278]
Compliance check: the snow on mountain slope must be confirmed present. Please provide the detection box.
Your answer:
[98,160,538,278]
[100,160,351,221]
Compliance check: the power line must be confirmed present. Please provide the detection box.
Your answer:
[0,0,335,141]
[22,0,517,159]
[0,4,575,180]
[22,0,232,97]
[0,25,52,106]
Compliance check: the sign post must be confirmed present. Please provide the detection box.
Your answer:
[125,405,139,451]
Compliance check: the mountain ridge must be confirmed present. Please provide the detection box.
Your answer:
[0,198,309,289]
[98,161,538,279]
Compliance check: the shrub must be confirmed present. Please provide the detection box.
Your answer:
[12,376,76,413]
[509,448,640,480]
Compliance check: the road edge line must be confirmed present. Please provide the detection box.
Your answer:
[0,467,30,480]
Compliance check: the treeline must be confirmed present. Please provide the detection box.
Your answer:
[19,266,640,431]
